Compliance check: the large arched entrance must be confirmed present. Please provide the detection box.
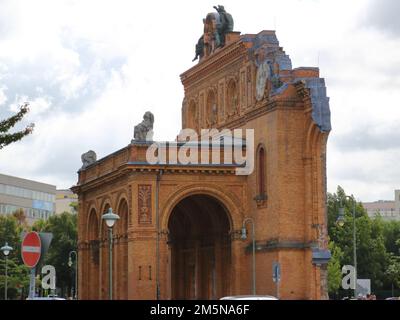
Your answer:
[168,194,231,300]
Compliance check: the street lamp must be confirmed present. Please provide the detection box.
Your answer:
[102,207,119,300]
[241,217,256,295]
[1,242,13,300]
[336,196,357,298]
[68,250,78,300]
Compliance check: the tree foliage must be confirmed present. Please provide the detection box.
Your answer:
[327,241,343,294]
[327,186,400,298]
[0,215,30,299]
[12,208,27,227]
[0,212,77,299]
[382,221,400,255]
[34,212,77,297]
[0,102,34,150]
[69,202,78,214]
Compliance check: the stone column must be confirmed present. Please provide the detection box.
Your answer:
[214,237,222,298]
[230,237,243,295]
[319,265,329,300]
[166,242,172,299]
[194,240,201,299]
[158,231,169,299]
[77,244,85,300]
[127,232,135,299]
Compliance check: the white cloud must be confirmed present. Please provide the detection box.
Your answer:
[0,0,399,202]
[9,95,51,116]
[362,0,400,38]
[0,86,7,106]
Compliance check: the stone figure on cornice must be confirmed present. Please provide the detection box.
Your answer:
[81,150,97,169]
[133,111,154,142]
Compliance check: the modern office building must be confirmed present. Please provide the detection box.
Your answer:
[55,189,78,214]
[362,190,400,221]
[0,173,56,225]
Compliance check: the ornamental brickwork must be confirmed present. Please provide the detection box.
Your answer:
[73,8,331,300]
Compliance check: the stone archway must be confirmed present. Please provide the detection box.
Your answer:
[168,194,231,300]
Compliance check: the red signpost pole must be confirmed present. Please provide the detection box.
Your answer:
[21,232,42,299]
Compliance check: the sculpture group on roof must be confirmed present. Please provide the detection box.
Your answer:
[193,5,234,62]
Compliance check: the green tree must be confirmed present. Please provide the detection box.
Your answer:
[1,212,78,299]
[384,254,400,291]
[0,215,30,299]
[69,202,78,214]
[382,220,400,255]
[356,216,388,289]
[327,241,343,296]
[39,212,77,297]
[31,218,49,233]
[0,215,20,247]
[382,221,400,295]
[0,258,30,299]
[327,186,389,295]
[12,208,27,227]
[0,103,34,150]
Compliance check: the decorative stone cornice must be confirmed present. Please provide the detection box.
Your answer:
[181,39,247,90]
[216,97,302,130]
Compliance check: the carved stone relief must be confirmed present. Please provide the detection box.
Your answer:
[138,185,152,224]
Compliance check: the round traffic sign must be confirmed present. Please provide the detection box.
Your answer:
[21,232,42,268]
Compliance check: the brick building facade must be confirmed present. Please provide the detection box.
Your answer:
[72,9,332,300]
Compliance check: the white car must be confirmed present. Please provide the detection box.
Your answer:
[26,296,66,300]
[220,295,278,300]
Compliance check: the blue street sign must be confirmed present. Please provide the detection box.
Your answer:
[273,262,281,283]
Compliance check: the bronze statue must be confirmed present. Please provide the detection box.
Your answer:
[192,35,204,62]
[192,6,234,62]
[213,5,234,47]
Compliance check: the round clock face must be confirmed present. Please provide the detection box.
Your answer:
[256,61,270,101]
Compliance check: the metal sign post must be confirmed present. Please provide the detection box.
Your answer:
[21,231,53,299]
[28,268,36,299]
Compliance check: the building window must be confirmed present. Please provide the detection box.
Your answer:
[227,79,238,116]
[258,146,265,196]
[206,90,217,126]
[255,145,267,205]
[187,100,198,131]
[0,183,55,204]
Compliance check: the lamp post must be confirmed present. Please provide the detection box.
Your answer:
[336,196,357,298]
[102,207,119,300]
[68,250,78,299]
[1,242,13,300]
[241,217,256,295]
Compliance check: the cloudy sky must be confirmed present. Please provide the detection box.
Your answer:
[0,0,399,202]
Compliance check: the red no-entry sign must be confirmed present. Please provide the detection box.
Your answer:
[21,232,42,268]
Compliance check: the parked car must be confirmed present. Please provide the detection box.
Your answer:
[27,295,66,300]
[220,295,278,300]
